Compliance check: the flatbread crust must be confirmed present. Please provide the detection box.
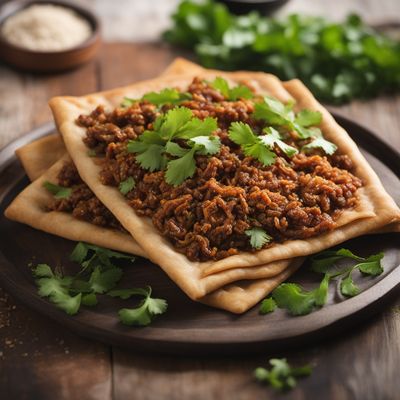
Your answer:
[49,64,400,300]
[16,133,65,181]
[8,93,305,312]
[49,66,400,295]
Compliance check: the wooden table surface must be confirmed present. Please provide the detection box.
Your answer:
[1,1,400,399]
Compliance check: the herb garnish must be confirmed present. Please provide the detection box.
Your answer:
[43,181,72,199]
[260,248,384,316]
[209,76,253,100]
[245,227,271,250]
[127,107,220,185]
[119,177,136,195]
[164,0,400,104]
[228,122,297,166]
[122,88,192,108]
[33,242,167,326]
[110,286,168,326]
[255,358,312,391]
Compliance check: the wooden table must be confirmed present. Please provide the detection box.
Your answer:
[1,1,400,399]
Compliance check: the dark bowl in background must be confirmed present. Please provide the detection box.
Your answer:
[217,0,290,15]
[0,0,101,73]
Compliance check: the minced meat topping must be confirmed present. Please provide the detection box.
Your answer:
[76,77,362,261]
[47,161,124,231]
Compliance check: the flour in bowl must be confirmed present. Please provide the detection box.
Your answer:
[1,4,92,52]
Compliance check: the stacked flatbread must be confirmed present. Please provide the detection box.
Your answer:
[5,59,400,313]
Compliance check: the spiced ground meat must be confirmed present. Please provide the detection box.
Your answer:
[77,77,362,261]
[47,161,124,231]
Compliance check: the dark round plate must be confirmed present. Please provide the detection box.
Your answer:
[0,114,399,356]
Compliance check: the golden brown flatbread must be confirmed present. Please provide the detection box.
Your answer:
[16,133,65,181]
[48,63,400,303]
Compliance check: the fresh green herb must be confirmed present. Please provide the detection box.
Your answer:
[228,122,298,166]
[164,0,400,104]
[310,248,363,273]
[32,243,167,326]
[43,181,72,199]
[128,107,219,185]
[302,134,338,155]
[254,358,312,391]
[245,227,271,250]
[119,177,136,195]
[115,286,168,326]
[261,127,298,157]
[253,96,333,146]
[210,76,253,100]
[122,88,192,107]
[259,297,276,314]
[33,264,82,315]
[271,274,330,316]
[260,249,385,315]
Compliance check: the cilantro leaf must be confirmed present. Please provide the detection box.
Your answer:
[142,88,192,106]
[245,227,271,250]
[260,127,298,157]
[118,287,168,326]
[313,273,330,306]
[108,288,149,299]
[243,142,276,166]
[210,77,253,100]
[294,109,322,127]
[119,177,136,195]
[173,116,218,139]
[33,264,81,315]
[165,147,196,186]
[253,96,294,126]
[228,121,257,146]
[88,266,123,294]
[69,242,89,264]
[255,358,312,391]
[310,248,364,273]
[190,135,221,155]
[228,122,277,166]
[43,181,72,199]
[272,283,318,316]
[357,253,384,276]
[136,144,167,172]
[340,273,360,297]
[259,297,276,314]
[302,136,337,155]
[159,107,194,140]
[81,293,98,306]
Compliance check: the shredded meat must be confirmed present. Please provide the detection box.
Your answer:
[47,162,124,231]
[76,77,362,261]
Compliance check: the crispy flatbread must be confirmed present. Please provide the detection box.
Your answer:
[49,63,400,302]
[6,60,307,313]
[16,133,65,181]
[6,152,300,295]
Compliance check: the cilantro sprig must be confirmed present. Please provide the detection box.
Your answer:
[164,1,400,104]
[255,358,312,391]
[127,107,220,185]
[260,248,385,316]
[228,122,297,166]
[43,181,72,199]
[33,242,167,326]
[122,88,192,108]
[210,77,254,100]
[110,286,168,326]
[245,227,272,250]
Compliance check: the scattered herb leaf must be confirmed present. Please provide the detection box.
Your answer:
[245,227,271,250]
[254,358,312,391]
[43,181,72,199]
